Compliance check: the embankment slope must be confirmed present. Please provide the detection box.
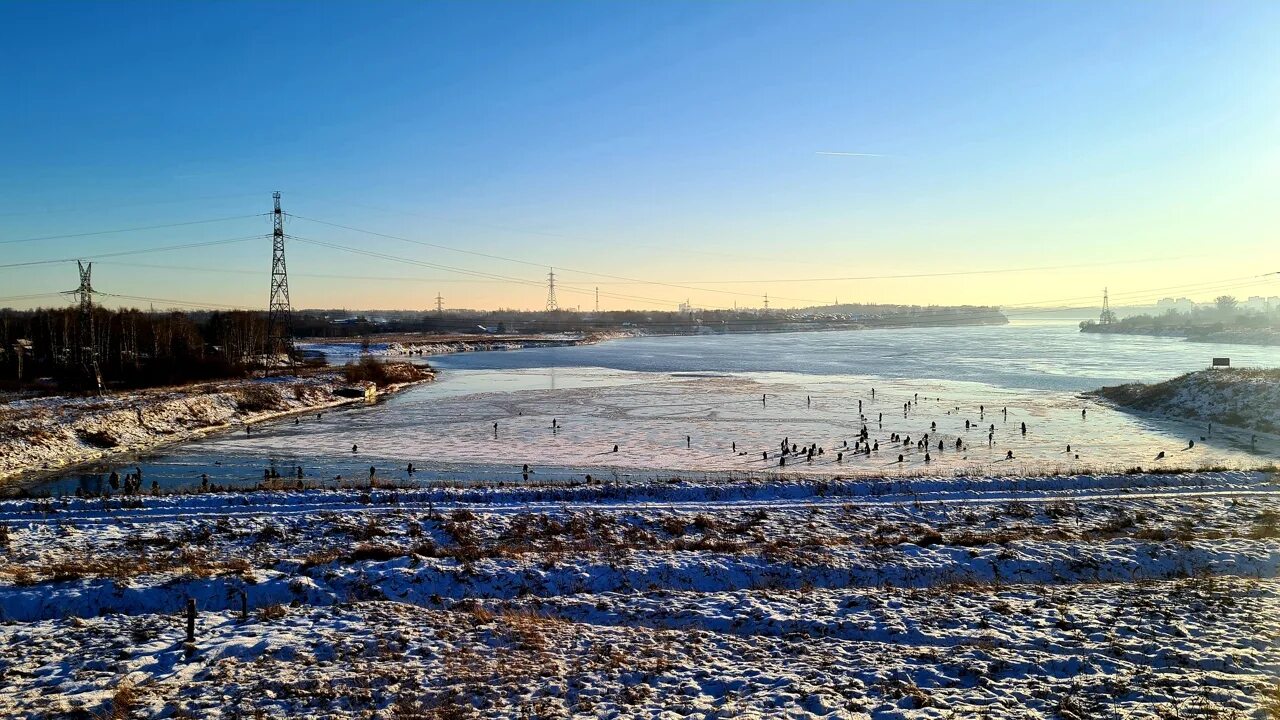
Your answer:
[1091,367,1280,435]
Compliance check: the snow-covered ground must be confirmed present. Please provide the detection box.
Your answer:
[3,470,1280,717]
[1094,368,1280,436]
[0,367,432,487]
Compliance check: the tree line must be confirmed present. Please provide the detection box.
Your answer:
[0,307,273,391]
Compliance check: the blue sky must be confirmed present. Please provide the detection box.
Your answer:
[2,1,1277,311]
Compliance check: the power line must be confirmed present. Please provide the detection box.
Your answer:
[0,192,266,218]
[289,234,717,309]
[0,235,269,269]
[31,276,1269,320]
[77,261,1272,317]
[0,292,65,304]
[286,214,826,305]
[91,260,520,282]
[94,292,253,310]
[284,212,1215,305]
[0,214,268,246]
[286,192,1236,286]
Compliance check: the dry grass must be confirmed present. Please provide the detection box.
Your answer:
[1261,682,1280,720]
[258,603,288,622]
[94,679,136,720]
[0,549,253,585]
[235,385,283,413]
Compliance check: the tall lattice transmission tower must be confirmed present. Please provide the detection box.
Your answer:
[594,287,599,314]
[546,268,559,311]
[1099,287,1116,325]
[763,293,770,314]
[266,191,294,361]
[68,261,103,393]
[435,293,444,317]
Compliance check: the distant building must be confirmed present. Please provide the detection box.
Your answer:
[1245,296,1269,312]
[1157,297,1197,312]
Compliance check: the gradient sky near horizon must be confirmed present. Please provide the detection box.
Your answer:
[2,1,1278,313]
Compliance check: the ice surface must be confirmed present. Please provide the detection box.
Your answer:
[33,367,1276,495]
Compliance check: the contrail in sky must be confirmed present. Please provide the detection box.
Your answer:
[815,151,887,157]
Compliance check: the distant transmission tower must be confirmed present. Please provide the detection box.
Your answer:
[70,261,103,393]
[763,293,770,313]
[546,268,559,311]
[594,287,599,314]
[435,293,444,317]
[266,191,294,362]
[1100,287,1116,325]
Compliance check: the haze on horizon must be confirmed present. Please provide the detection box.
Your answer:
[2,1,1277,313]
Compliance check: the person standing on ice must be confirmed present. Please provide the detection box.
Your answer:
[1020,422,1027,436]
[686,435,691,449]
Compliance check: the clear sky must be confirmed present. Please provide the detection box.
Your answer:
[2,1,1277,312]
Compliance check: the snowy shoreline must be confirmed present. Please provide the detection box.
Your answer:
[1091,367,1280,436]
[0,366,434,490]
[298,330,633,362]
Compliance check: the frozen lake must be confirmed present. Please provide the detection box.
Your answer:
[37,321,1280,494]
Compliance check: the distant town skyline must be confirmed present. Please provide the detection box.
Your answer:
[2,2,1278,312]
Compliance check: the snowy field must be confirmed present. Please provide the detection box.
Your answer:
[3,469,1280,718]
